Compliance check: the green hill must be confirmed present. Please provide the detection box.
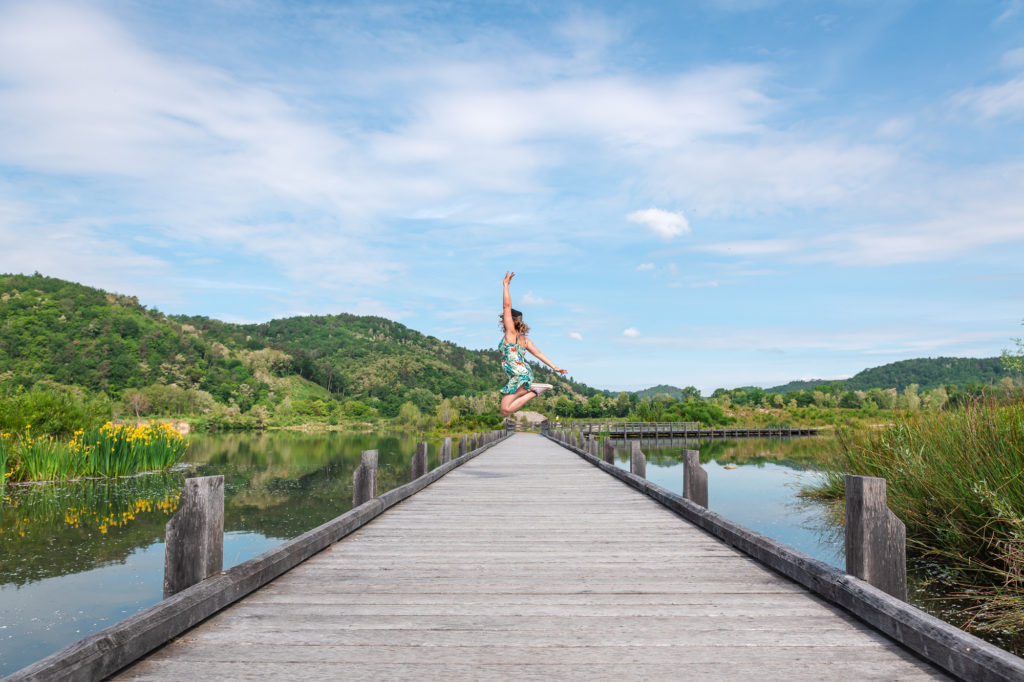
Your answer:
[0,273,589,417]
[844,356,1013,392]
[633,384,702,400]
[766,379,832,393]
[767,357,1017,394]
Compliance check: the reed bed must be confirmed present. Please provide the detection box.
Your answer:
[1,422,188,483]
[805,399,1024,632]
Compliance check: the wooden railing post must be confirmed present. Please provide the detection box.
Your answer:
[588,435,597,458]
[682,449,708,508]
[471,433,478,450]
[412,441,428,480]
[163,475,224,599]
[459,434,467,457]
[506,418,516,434]
[352,449,378,507]
[845,475,907,600]
[440,437,452,465]
[603,438,614,464]
[630,441,646,479]
[541,420,550,435]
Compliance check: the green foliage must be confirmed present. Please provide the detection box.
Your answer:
[1003,321,1024,374]
[0,382,112,438]
[805,399,1024,632]
[671,400,734,426]
[3,421,188,482]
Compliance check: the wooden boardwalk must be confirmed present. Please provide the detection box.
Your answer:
[116,434,946,681]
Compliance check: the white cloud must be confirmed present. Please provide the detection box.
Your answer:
[636,263,655,271]
[1002,47,1024,69]
[694,239,797,256]
[953,75,1024,119]
[622,327,641,338]
[569,332,583,341]
[626,208,691,239]
[520,290,551,305]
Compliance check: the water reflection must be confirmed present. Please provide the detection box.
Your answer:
[603,436,844,567]
[0,430,450,675]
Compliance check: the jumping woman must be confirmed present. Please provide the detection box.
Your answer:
[499,271,567,417]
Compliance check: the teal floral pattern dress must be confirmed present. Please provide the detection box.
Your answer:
[499,335,533,394]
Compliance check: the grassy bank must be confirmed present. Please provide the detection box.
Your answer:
[1,422,188,483]
[804,399,1024,633]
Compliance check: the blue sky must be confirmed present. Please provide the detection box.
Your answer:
[1,0,1023,393]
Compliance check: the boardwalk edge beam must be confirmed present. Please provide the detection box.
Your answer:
[5,432,513,682]
[544,433,1024,682]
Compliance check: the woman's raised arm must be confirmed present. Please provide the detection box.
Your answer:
[502,271,516,337]
[524,338,567,375]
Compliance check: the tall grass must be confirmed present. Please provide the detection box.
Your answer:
[805,398,1024,631]
[2,422,188,482]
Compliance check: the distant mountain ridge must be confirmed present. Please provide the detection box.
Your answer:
[637,357,1017,398]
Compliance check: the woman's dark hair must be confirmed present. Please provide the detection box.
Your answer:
[499,313,530,336]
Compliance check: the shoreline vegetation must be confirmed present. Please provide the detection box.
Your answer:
[2,421,188,484]
[803,397,1024,640]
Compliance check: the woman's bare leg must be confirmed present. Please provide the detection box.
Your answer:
[500,386,537,416]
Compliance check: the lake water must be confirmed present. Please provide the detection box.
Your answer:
[0,431,880,674]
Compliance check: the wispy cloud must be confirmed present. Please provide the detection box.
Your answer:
[520,290,551,305]
[636,263,656,271]
[953,75,1024,120]
[569,332,583,341]
[622,327,641,338]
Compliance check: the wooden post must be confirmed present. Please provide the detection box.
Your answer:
[630,441,646,479]
[845,475,907,601]
[541,419,550,435]
[682,449,708,508]
[505,418,516,434]
[163,475,224,599]
[588,435,598,458]
[440,437,452,465]
[458,434,467,457]
[352,449,378,507]
[412,441,428,480]
[603,438,614,464]
[471,433,478,450]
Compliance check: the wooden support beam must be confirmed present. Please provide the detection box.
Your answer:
[630,441,646,479]
[352,449,378,507]
[682,449,708,508]
[458,434,467,458]
[603,438,614,464]
[412,441,428,480]
[440,437,452,465]
[845,475,907,601]
[163,475,224,599]
[588,435,598,458]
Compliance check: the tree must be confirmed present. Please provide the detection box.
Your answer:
[1002,321,1024,373]
[123,389,150,417]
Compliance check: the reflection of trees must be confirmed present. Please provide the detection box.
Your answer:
[0,474,184,586]
[1,432,457,586]
[602,436,840,470]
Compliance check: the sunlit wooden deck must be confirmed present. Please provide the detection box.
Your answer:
[115,434,946,680]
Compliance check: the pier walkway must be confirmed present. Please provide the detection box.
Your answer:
[116,434,945,680]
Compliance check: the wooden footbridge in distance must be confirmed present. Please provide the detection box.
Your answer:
[7,428,1024,681]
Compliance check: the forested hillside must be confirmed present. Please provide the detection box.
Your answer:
[0,274,588,417]
[843,357,1012,392]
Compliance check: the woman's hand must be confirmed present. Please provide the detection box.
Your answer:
[503,271,515,286]
[554,368,568,374]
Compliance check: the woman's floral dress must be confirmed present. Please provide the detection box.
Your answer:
[499,335,533,394]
